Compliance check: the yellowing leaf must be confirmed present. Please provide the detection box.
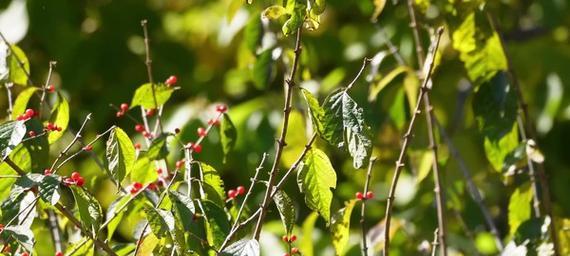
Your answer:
[371,0,387,22]
[508,183,533,236]
[331,199,357,255]
[47,93,70,144]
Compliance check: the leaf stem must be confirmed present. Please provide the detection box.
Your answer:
[360,157,377,256]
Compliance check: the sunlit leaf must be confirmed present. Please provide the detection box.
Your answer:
[331,199,357,255]
[262,5,287,20]
[71,186,103,235]
[47,93,70,144]
[202,199,231,248]
[371,0,386,22]
[368,66,414,102]
[106,127,135,183]
[201,162,226,205]
[220,239,260,256]
[39,174,61,205]
[251,49,273,90]
[130,83,174,109]
[245,14,263,54]
[274,189,297,235]
[5,44,30,86]
[220,113,237,162]
[508,183,533,236]
[0,120,26,160]
[297,148,336,224]
[11,87,38,119]
[300,212,319,256]
[3,225,34,251]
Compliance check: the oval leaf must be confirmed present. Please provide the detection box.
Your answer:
[331,199,357,255]
[0,120,26,160]
[130,83,174,109]
[221,239,260,256]
[11,87,38,119]
[106,127,135,183]
[47,93,70,144]
[220,113,237,162]
[274,189,297,235]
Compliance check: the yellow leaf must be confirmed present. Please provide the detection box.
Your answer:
[371,0,387,22]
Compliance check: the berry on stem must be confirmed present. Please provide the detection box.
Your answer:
[197,127,207,137]
[55,252,63,256]
[134,143,142,150]
[290,234,297,242]
[282,235,288,242]
[227,189,237,199]
[165,75,178,86]
[83,145,93,151]
[135,124,145,133]
[47,84,55,93]
[75,177,85,187]
[28,131,36,137]
[44,169,52,175]
[366,191,374,199]
[207,118,220,126]
[192,143,202,153]
[25,109,35,118]
[175,160,185,169]
[355,192,364,200]
[21,252,29,256]
[71,171,81,181]
[146,108,156,117]
[133,182,143,190]
[216,104,227,113]
[291,247,299,254]
[174,128,181,134]
[120,103,129,112]
[236,185,245,195]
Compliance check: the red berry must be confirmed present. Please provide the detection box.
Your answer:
[63,177,75,186]
[207,118,220,126]
[156,168,163,174]
[135,124,145,133]
[283,254,289,256]
[355,192,364,200]
[0,223,5,231]
[24,109,35,118]
[291,247,299,254]
[17,115,26,121]
[44,169,52,175]
[28,131,36,137]
[365,191,374,199]
[47,84,55,93]
[56,126,62,131]
[165,75,178,86]
[83,145,93,151]
[143,131,153,139]
[176,160,185,169]
[55,252,64,256]
[290,234,297,242]
[192,144,202,153]
[133,182,143,190]
[130,187,139,194]
[227,189,237,199]
[148,183,158,190]
[134,143,142,150]
[236,186,245,195]
[21,252,29,256]
[146,108,156,117]
[197,127,207,137]
[174,128,181,134]
[116,111,124,118]
[216,104,228,113]
[75,177,85,187]
[71,171,81,181]
[120,103,129,112]
[282,235,288,242]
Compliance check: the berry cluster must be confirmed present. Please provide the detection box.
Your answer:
[355,191,374,200]
[115,103,129,118]
[63,171,85,187]
[134,124,153,139]
[129,182,144,195]
[16,108,37,121]
[281,234,300,256]
[45,122,63,132]
[165,75,177,86]
[227,186,245,199]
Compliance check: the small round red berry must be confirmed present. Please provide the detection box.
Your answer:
[236,186,245,195]
[216,104,228,113]
[130,187,139,194]
[146,108,156,117]
[44,168,52,175]
[75,177,85,187]
[116,111,124,118]
[165,75,178,86]
[156,168,163,174]
[365,191,374,199]
[71,171,81,181]
[290,234,297,242]
[56,126,62,131]
[175,160,185,169]
[0,223,5,231]
[120,103,129,112]
[55,252,64,256]
[283,253,289,256]
[355,192,364,200]
[282,235,289,242]
[63,177,75,186]
[133,182,143,190]
[134,143,142,150]
[21,252,29,256]
[16,115,26,121]
[227,189,237,199]
[28,131,36,137]
[142,131,153,139]
[135,124,145,133]
[147,183,158,191]
[207,118,220,126]
[291,247,299,254]
[192,143,202,153]
[83,145,93,151]
[47,84,56,93]
[25,109,35,118]
[197,127,207,137]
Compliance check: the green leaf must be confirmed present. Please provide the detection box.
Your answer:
[371,0,386,22]
[200,162,226,204]
[11,87,38,119]
[273,189,297,235]
[321,89,372,169]
[65,237,94,256]
[508,183,533,236]
[169,191,195,230]
[368,66,414,102]
[47,93,70,144]
[514,217,547,245]
[71,186,103,235]
[309,0,326,15]
[300,212,319,256]
[202,199,231,248]
[39,174,61,205]
[3,225,34,251]
[145,205,174,239]
[130,83,174,109]
[301,88,325,135]
[388,87,406,130]
[130,154,158,184]
[220,113,237,162]
[296,148,337,224]
[106,127,135,183]
[6,44,30,86]
[251,49,273,90]
[245,14,263,54]
[331,199,357,256]
[0,121,26,160]
[451,11,507,84]
[105,195,131,240]
[282,8,303,37]
[146,134,168,160]
[413,150,434,184]
[262,6,287,20]
[220,239,260,256]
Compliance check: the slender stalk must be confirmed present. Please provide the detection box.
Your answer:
[252,27,303,240]
[54,125,115,173]
[39,61,57,119]
[140,19,163,134]
[49,113,93,172]
[431,229,439,256]
[347,58,371,90]
[0,32,34,86]
[218,153,267,251]
[360,157,377,256]
[383,27,444,256]
[487,13,559,255]
[47,210,63,252]
[435,118,504,250]
[405,0,425,67]
[4,83,13,119]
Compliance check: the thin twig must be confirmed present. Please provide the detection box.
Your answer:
[405,0,425,67]
[218,153,267,251]
[487,13,559,255]
[49,113,93,172]
[346,58,371,90]
[431,229,439,256]
[0,32,34,86]
[383,27,444,256]
[140,19,163,134]
[47,210,63,252]
[39,61,57,119]
[252,26,303,240]
[360,157,377,256]
[4,83,13,119]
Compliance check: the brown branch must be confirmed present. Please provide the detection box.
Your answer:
[405,0,425,67]
[431,228,439,256]
[487,13,560,255]
[360,157,377,256]
[252,26,303,240]
[383,27,444,256]
[140,19,163,135]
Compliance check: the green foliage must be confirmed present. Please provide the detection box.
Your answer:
[4,44,30,86]
[331,199,357,255]
[508,183,533,236]
[130,83,174,109]
[220,113,237,162]
[47,93,69,144]
[11,87,37,119]
[273,189,297,235]
[0,120,26,160]
[71,186,103,236]
[220,239,260,256]
[106,127,135,184]
[202,199,231,249]
[297,148,337,224]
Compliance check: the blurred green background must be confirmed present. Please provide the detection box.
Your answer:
[1,0,570,255]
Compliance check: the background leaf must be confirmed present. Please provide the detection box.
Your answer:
[273,189,297,235]
[331,199,357,256]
